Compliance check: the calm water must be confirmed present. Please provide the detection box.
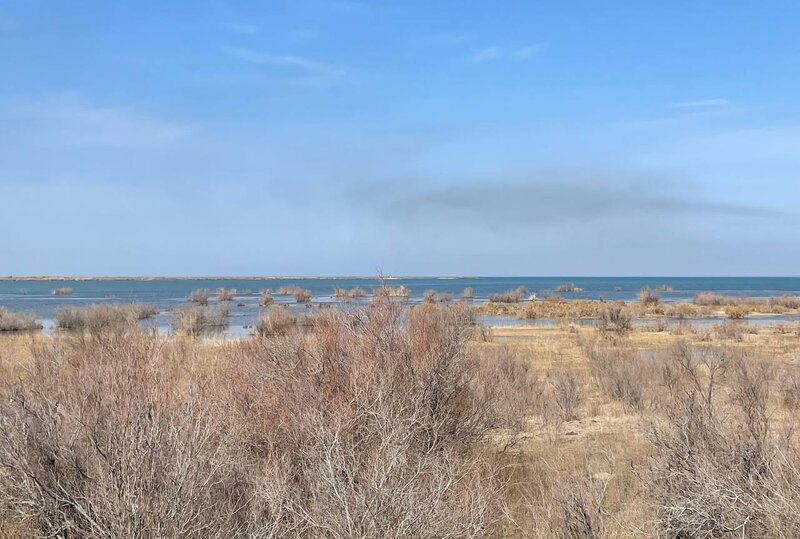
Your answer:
[1,277,799,334]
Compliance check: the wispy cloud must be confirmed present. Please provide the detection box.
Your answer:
[669,98,731,109]
[352,172,772,229]
[222,46,346,86]
[3,94,193,149]
[467,44,546,63]
[224,22,259,35]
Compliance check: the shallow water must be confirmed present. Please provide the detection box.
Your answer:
[2,277,799,337]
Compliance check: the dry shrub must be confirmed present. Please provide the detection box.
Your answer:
[55,303,156,333]
[550,372,583,422]
[644,346,800,538]
[258,289,274,307]
[0,308,41,332]
[694,292,736,306]
[187,288,210,305]
[255,305,296,336]
[489,286,527,303]
[584,341,653,412]
[726,304,752,319]
[52,287,73,296]
[171,304,229,336]
[555,283,583,293]
[0,330,244,538]
[372,284,410,299]
[665,302,700,319]
[423,290,453,303]
[332,286,365,300]
[0,301,536,537]
[216,288,237,301]
[637,287,659,306]
[462,287,474,299]
[595,302,632,335]
[277,285,311,303]
[715,320,747,341]
[769,294,800,310]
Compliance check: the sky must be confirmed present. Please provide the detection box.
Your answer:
[1,0,799,276]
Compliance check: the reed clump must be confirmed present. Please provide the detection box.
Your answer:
[255,305,296,336]
[171,304,229,336]
[423,290,453,303]
[0,308,41,332]
[55,303,157,332]
[52,287,73,296]
[555,283,583,293]
[216,288,237,302]
[332,287,365,300]
[187,288,211,305]
[258,289,274,307]
[277,285,312,303]
[637,287,660,306]
[488,286,527,303]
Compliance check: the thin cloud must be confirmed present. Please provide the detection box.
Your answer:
[3,94,193,149]
[669,99,731,109]
[222,46,346,85]
[224,23,259,35]
[467,44,545,63]
[352,173,772,228]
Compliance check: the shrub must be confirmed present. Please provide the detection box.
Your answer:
[423,290,453,303]
[55,303,156,333]
[551,372,582,421]
[277,285,311,303]
[52,287,73,296]
[372,284,410,299]
[255,305,296,336]
[462,287,474,299]
[584,341,651,411]
[693,292,735,306]
[665,302,699,319]
[488,286,527,303]
[555,283,583,292]
[171,304,229,336]
[596,302,632,335]
[769,294,800,310]
[0,301,536,537]
[333,287,365,300]
[637,287,660,306]
[726,304,751,319]
[0,308,41,332]
[187,288,210,305]
[216,288,237,302]
[258,289,274,307]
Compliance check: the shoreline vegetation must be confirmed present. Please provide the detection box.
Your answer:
[0,275,478,281]
[1,298,800,537]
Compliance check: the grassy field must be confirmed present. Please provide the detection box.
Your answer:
[1,302,799,538]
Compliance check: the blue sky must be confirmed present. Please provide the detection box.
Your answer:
[1,0,799,276]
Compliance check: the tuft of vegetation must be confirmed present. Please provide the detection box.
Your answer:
[277,285,312,303]
[333,287,365,300]
[596,302,633,335]
[52,287,73,296]
[258,289,274,307]
[637,287,660,306]
[372,284,410,299]
[171,304,229,336]
[488,286,527,303]
[462,287,474,299]
[186,288,211,306]
[55,303,157,333]
[216,288,237,302]
[255,305,296,336]
[555,283,583,293]
[423,290,453,303]
[0,308,42,332]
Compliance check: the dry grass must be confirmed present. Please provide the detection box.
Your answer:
[255,304,296,336]
[637,287,660,306]
[55,303,157,332]
[423,290,453,303]
[555,283,583,293]
[277,285,312,303]
[0,308,41,332]
[171,304,229,336]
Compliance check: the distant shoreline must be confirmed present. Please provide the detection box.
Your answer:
[0,276,476,282]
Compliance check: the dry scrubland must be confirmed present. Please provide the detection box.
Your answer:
[1,298,800,537]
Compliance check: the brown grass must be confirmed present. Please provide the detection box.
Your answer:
[332,286,365,300]
[52,287,73,295]
[488,286,527,303]
[258,288,274,307]
[0,308,41,332]
[187,288,211,305]
[55,303,157,332]
[216,287,237,302]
